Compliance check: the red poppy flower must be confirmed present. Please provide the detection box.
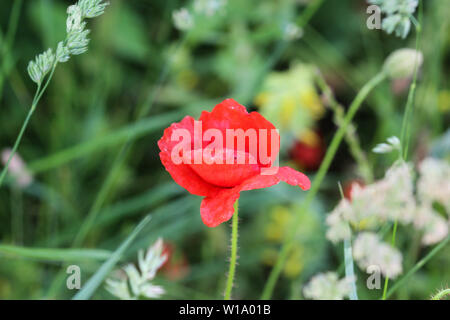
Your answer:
[290,131,325,171]
[158,98,311,227]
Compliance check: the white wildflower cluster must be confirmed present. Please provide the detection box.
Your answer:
[325,200,352,243]
[172,0,227,31]
[326,162,415,244]
[1,149,33,188]
[172,8,195,32]
[352,162,416,224]
[303,272,352,300]
[414,205,448,246]
[106,239,167,300]
[415,158,450,245]
[326,157,449,280]
[194,0,227,17]
[368,0,419,38]
[417,158,450,213]
[27,0,109,85]
[353,232,403,278]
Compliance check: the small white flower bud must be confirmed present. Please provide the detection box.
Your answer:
[372,143,393,154]
[283,23,303,41]
[383,48,423,79]
[172,8,194,31]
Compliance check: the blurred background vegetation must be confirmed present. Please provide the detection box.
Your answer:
[0,0,449,299]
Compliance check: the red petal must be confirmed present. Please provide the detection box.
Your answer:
[188,149,260,187]
[200,188,240,227]
[200,167,311,227]
[199,99,280,167]
[158,116,221,197]
[272,167,311,190]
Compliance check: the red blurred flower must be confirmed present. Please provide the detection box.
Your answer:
[290,130,325,171]
[158,98,310,227]
[161,243,190,280]
[343,179,365,201]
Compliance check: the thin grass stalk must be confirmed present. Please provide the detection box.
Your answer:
[0,0,23,97]
[338,183,358,300]
[0,57,58,188]
[316,72,374,183]
[383,0,423,299]
[261,71,387,299]
[385,236,449,299]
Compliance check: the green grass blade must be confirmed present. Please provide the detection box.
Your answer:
[385,235,450,299]
[0,244,112,262]
[72,215,152,300]
[28,112,181,173]
[344,238,358,300]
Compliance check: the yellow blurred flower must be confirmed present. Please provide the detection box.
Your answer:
[350,218,373,231]
[262,204,324,279]
[261,246,305,279]
[298,129,322,147]
[438,90,450,113]
[284,244,305,278]
[262,248,279,266]
[176,69,199,90]
[264,206,291,241]
[254,63,325,136]
[299,88,324,119]
[254,92,269,106]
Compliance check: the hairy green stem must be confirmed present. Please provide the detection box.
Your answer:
[224,201,239,300]
[431,288,450,301]
[261,71,386,299]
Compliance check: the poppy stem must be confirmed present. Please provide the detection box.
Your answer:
[224,200,239,300]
